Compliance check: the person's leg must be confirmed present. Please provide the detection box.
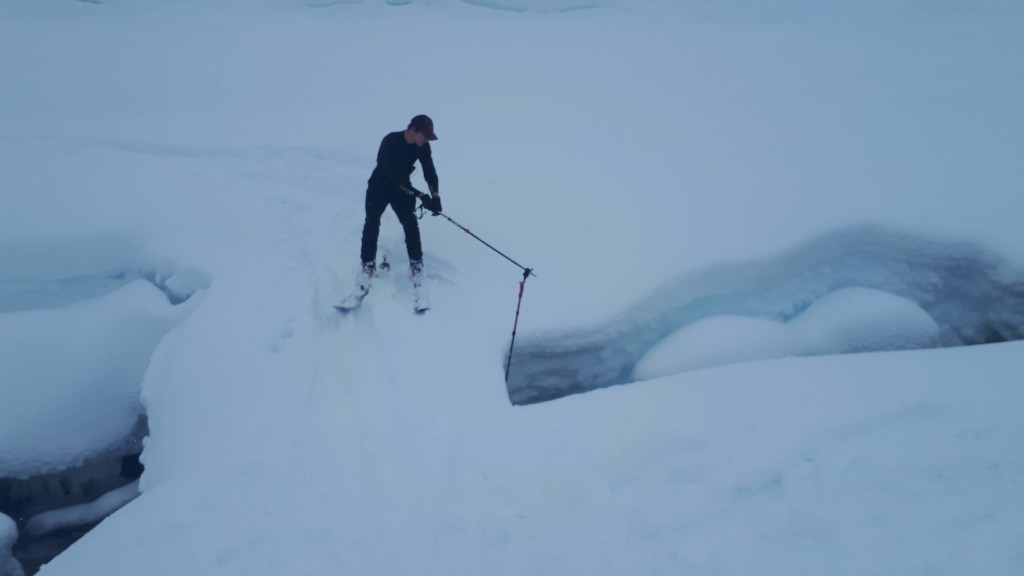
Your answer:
[360,187,390,266]
[390,189,423,266]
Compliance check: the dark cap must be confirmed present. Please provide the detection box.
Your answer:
[409,114,438,141]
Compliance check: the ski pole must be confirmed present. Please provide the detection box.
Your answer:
[505,267,532,381]
[401,185,537,278]
[400,184,536,383]
[434,211,537,278]
[426,202,536,381]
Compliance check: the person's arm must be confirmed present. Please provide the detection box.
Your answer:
[420,143,439,196]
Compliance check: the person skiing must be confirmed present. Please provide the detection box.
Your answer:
[359,114,442,282]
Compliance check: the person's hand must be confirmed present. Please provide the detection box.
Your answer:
[426,194,442,215]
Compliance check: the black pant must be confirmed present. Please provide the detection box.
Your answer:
[360,185,422,264]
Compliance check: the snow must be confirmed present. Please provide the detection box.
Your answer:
[1,514,25,576]
[0,280,193,478]
[633,315,794,379]
[1,0,1023,575]
[26,482,140,538]
[507,226,1024,404]
[790,286,940,355]
[633,287,941,379]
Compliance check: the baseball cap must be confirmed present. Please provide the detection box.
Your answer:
[409,114,438,141]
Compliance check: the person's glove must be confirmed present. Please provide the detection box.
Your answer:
[424,195,442,215]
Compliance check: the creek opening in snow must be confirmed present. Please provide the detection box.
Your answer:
[505,226,1024,405]
[0,240,205,574]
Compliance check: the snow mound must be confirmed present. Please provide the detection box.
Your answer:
[633,287,940,380]
[0,280,194,478]
[791,287,940,355]
[26,481,141,538]
[633,315,792,379]
[1,513,24,576]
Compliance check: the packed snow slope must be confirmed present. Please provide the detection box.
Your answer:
[2,0,1024,574]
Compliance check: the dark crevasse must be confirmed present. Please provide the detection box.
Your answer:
[505,225,1024,405]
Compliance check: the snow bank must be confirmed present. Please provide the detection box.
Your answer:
[34,337,1024,576]
[0,280,193,478]
[26,481,140,538]
[633,315,792,378]
[510,226,1024,403]
[0,513,25,576]
[633,287,940,379]
[791,286,940,355]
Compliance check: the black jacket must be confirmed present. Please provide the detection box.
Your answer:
[368,131,438,194]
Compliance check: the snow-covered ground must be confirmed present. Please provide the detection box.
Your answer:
[2,0,1023,574]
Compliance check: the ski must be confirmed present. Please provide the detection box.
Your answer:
[335,257,429,314]
[412,278,430,314]
[333,284,369,313]
[411,261,430,314]
[335,256,393,313]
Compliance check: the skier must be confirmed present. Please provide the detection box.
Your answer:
[359,114,442,282]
